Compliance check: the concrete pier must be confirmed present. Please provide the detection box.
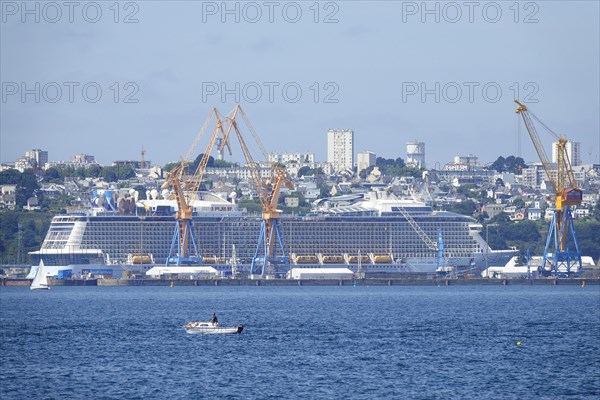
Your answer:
[3,277,598,287]
[68,277,600,287]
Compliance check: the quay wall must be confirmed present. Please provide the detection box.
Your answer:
[4,278,599,287]
[59,278,600,287]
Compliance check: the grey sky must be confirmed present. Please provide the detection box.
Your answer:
[1,1,599,167]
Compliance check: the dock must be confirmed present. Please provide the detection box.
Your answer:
[18,277,597,287]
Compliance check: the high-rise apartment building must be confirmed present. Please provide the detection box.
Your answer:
[357,151,376,173]
[327,129,354,173]
[24,149,48,169]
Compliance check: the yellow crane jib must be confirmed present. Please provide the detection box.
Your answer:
[513,99,582,210]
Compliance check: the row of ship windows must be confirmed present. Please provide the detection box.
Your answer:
[86,236,473,244]
[80,240,478,250]
[86,222,471,230]
[83,246,475,258]
[83,228,471,235]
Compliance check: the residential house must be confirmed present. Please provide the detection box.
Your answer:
[574,208,590,219]
[511,208,526,221]
[526,207,543,221]
[284,197,299,208]
[0,185,17,209]
[483,203,506,219]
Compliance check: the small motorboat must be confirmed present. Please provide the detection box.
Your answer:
[183,321,244,335]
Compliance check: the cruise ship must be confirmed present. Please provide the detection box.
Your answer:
[28,190,515,278]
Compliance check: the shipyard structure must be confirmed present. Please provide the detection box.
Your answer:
[28,190,515,279]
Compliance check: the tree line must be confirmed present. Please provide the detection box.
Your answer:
[484,215,600,263]
[163,153,239,173]
[41,164,136,182]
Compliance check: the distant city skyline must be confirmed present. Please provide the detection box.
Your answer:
[4,137,598,171]
[1,2,599,167]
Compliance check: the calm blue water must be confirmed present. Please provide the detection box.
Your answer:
[1,285,599,399]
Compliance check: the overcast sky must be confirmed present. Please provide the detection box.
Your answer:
[1,1,599,167]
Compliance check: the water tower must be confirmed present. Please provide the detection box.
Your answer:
[406,141,425,169]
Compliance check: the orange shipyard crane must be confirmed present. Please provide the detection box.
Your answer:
[215,102,269,161]
[222,105,294,276]
[161,161,199,265]
[160,108,229,266]
[514,100,583,276]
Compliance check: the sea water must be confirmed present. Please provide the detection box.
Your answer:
[1,285,599,399]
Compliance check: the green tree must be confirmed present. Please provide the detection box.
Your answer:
[0,169,21,185]
[485,220,544,254]
[298,166,311,177]
[512,198,526,209]
[99,164,135,182]
[101,167,117,182]
[237,199,262,213]
[375,157,405,172]
[490,212,512,224]
[297,166,323,177]
[56,165,75,179]
[75,166,87,178]
[593,200,600,222]
[444,200,478,216]
[456,184,479,199]
[0,211,53,264]
[114,164,135,180]
[189,153,215,173]
[371,157,417,177]
[489,156,506,172]
[163,161,181,172]
[575,221,600,261]
[359,166,375,180]
[489,155,527,174]
[87,164,102,178]
[43,194,74,213]
[214,159,238,168]
[505,220,541,243]
[43,167,62,183]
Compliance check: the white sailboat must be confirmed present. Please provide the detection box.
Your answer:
[30,260,50,290]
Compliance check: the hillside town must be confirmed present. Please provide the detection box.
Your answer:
[1,130,600,270]
[2,134,599,219]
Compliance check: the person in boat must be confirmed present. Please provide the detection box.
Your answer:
[211,312,218,324]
